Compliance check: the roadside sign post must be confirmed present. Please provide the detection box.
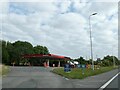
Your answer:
[77,64,81,68]
[82,64,85,75]
[64,63,71,72]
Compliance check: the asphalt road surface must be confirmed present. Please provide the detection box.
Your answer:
[104,73,119,89]
[2,67,73,88]
[2,66,119,89]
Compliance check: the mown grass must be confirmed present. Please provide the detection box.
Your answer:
[52,66,118,79]
[0,65,9,76]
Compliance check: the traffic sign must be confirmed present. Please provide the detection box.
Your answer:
[82,64,86,68]
[64,64,71,72]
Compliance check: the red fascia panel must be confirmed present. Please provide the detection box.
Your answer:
[50,54,65,58]
[22,54,69,59]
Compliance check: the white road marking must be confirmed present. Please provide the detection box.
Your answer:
[65,78,69,80]
[62,77,69,80]
[98,72,120,90]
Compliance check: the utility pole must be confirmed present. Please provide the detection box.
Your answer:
[112,45,115,67]
[89,13,97,71]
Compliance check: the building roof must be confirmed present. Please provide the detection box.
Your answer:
[22,54,71,60]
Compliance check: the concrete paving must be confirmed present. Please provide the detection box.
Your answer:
[2,66,119,89]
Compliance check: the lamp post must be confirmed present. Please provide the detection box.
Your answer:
[89,13,97,71]
[112,45,115,67]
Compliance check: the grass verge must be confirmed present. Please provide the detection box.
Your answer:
[0,65,9,76]
[52,66,118,79]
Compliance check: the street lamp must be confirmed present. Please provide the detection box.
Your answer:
[112,45,116,67]
[89,13,97,71]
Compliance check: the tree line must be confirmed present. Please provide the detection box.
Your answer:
[2,40,49,65]
[1,40,120,67]
[73,55,120,67]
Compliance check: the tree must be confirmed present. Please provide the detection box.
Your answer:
[2,47,9,65]
[12,41,34,65]
[33,45,49,54]
[74,57,87,64]
[13,41,34,54]
[2,40,10,65]
[43,46,49,54]
[6,41,15,65]
[1,40,50,66]
[101,55,120,66]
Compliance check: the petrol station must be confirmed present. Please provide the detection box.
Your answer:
[22,54,71,67]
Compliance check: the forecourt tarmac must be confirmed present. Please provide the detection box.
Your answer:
[2,66,119,89]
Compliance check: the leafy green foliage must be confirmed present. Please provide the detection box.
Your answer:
[2,40,9,65]
[33,45,49,54]
[74,57,85,64]
[101,55,120,66]
[52,66,118,79]
[1,40,120,67]
[73,55,120,67]
[2,40,50,65]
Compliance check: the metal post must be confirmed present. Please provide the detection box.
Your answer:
[47,60,49,67]
[89,13,97,71]
[112,45,115,67]
[58,61,60,67]
[89,15,94,70]
[113,56,115,67]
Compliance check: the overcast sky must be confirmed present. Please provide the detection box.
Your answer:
[0,0,119,60]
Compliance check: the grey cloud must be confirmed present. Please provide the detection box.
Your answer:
[1,1,118,59]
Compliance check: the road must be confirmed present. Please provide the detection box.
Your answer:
[2,67,73,88]
[2,66,119,89]
[103,72,119,90]
[105,75,118,89]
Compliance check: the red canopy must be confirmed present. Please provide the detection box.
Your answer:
[22,54,71,60]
